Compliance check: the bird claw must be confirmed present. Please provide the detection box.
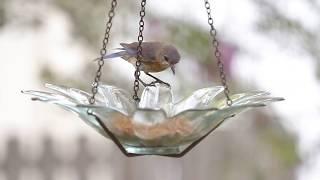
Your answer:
[138,75,171,88]
[148,80,171,88]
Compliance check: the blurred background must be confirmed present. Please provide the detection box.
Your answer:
[0,0,319,179]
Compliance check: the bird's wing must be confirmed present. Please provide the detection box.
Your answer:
[121,42,160,62]
[120,43,138,55]
[102,43,137,59]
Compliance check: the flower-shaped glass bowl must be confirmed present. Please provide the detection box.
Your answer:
[22,83,283,157]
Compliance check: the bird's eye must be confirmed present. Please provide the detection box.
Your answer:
[164,56,169,62]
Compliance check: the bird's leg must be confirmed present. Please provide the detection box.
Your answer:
[145,72,171,87]
[138,78,150,87]
[136,77,157,87]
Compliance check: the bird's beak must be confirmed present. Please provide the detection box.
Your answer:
[171,65,176,75]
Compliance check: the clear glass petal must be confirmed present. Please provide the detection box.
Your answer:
[171,86,224,116]
[98,85,135,115]
[231,91,270,104]
[232,93,285,105]
[22,90,77,105]
[139,84,173,114]
[213,91,280,108]
[22,88,109,139]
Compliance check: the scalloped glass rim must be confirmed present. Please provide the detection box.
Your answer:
[22,83,284,155]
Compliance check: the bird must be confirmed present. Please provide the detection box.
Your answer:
[101,42,181,87]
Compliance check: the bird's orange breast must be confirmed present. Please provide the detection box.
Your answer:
[142,61,170,72]
[126,57,170,72]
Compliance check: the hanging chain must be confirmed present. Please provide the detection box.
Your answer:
[204,0,233,106]
[133,0,147,102]
[89,0,117,105]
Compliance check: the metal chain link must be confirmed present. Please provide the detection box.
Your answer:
[89,0,117,105]
[133,0,147,102]
[204,0,233,106]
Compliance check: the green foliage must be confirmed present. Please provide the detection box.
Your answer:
[165,19,211,62]
[254,0,320,79]
[261,125,300,167]
[40,64,89,90]
[0,0,7,27]
[54,0,108,49]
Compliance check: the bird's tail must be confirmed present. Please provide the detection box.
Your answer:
[103,51,128,59]
[93,50,127,61]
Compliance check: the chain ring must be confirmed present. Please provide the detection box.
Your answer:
[204,0,233,106]
[89,0,117,105]
[133,0,147,102]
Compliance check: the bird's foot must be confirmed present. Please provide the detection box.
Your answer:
[149,80,171,88]
[138,78,157,87]
[138,78,150,87]
[138,77,171,88]
[144,72,171,88]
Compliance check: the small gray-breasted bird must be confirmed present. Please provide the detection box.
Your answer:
[103,42,181,75]
[101,42,181,87]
